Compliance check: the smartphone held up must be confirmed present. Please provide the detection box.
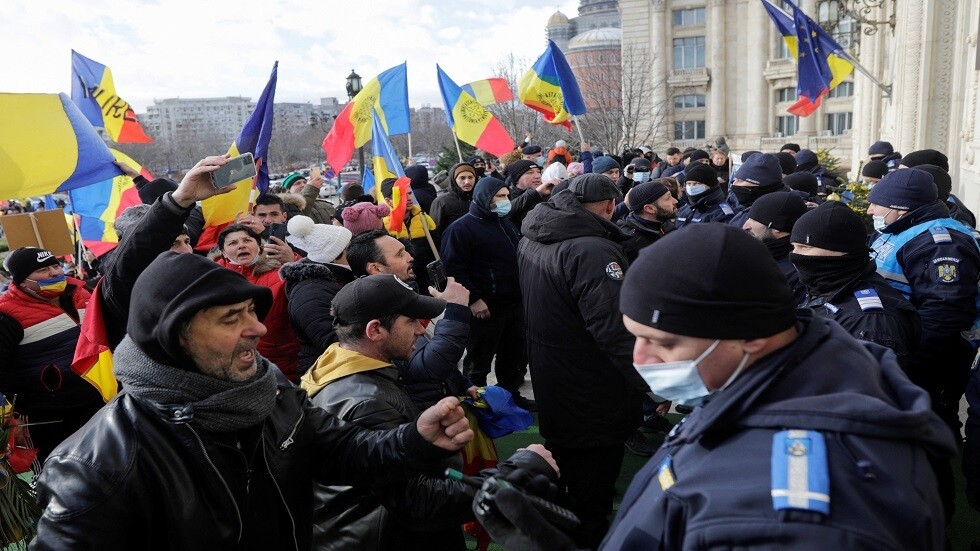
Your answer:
[211,153,257,189]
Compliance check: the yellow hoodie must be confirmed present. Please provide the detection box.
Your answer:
[300,343,391,398]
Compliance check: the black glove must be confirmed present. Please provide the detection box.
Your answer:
[473,480,578,551]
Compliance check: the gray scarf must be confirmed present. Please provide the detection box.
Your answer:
[114,336,278,432]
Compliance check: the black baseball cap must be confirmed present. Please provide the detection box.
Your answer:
[332,274,446,323]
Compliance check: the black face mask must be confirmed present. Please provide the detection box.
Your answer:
[731,183,782,206]
[475,168,487,178]
[790,252,871,294]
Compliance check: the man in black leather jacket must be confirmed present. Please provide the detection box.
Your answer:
[301,274,557,550]
[31,191,476,551]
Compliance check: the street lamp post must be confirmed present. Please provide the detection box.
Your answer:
[346,69,365,180]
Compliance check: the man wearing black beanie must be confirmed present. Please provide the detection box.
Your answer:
[727,153,787,229]
[784,172,820,203]
[743,192,808,304]
[916,163,977,228]
[791,202,919,371]
[592,224,952,549]
[33,252,477,549]
[868,168,980,439]
[675,162,734,228]
[504,159,554,228]
[618,181,677,262]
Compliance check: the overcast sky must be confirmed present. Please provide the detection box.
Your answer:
[1,0,581,113]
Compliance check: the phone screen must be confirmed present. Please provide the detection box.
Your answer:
[311,166,321,180]
[211,153,256,188]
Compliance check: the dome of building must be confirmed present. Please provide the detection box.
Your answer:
[548,10,570,26]
[567,27,622,51]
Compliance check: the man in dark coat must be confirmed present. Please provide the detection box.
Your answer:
[31,251,475,549]
[440,177,535,410]
[405,165,437,214]
[429,163,476,238]
[518,174,647,549]
[741,192,808,304]
[618,181,676,262]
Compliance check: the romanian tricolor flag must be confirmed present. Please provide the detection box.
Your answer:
[517,40,587,130]
[436,65,515,156]
[323,63,410,174]
[370,109,410,233]
[761,0,854,116]
[71,280,117,402]
[197,62,278,251]
[462,78,514,107]
[0,93,122,201]
[71,50,152,143]
[69,149,150,257]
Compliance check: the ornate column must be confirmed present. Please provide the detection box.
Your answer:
[707,0,727,139]
[745,0,769,137]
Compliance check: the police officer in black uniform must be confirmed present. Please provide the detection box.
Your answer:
[791,201,920,371]
[742,192,808,305]
[674,163,733,228]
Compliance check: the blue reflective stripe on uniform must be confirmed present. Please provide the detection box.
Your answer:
[824,303,839,314]
[771,429,830,515]
[854,289,884,311]
[720,203,734,215]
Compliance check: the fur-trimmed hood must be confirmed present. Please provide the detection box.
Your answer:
[278,193,307,213]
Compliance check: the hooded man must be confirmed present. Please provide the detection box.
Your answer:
[518,175,647,549]
[405,165,438,214]
[439,177,535,411]
[32,252,475,549]
[742,192,808,304]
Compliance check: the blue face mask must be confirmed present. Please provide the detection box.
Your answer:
[633,171,651,183]
[633,340,749,406]
[492,199,512,217]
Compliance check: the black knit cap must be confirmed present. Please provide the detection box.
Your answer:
[685,163,718,187]
[734,153,783,186]
[790,201,869,255]
[868,168,937,211]
[868,140,894,157]
[775,152,797,175]
[741,151,762,163]
[916,164,952,200]
[522,145,542,155]
[901,149,949,172]
[861,160,888,179]
[628,182,670,212]
[780,143,801,153]
[620,224,796,338]
[128,252,272,368]
[5,247,59,283]
[687,150,710,163]
[747,192,808,233]
[505,160,540,186]
[783,172,819,197]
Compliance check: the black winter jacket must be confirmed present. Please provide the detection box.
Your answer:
[801,263,920,372]
[280,259,346,375]
[675,186,734,228]
[31,372,454,550]
[518,190,645,448]
[440,203,522,306]
[309,365,471,551]
[617,212,673,263]
[397,303,473,410]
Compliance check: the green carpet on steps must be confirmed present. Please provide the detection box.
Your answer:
[466,413,980,551]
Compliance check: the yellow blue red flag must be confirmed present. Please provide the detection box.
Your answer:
[518,40,587,129]
[437,65,515,156]
[0,93,122,200]
[197,62,278,251]
[370,109,410,232]
[71,50,152,143]
[69,149,150,257]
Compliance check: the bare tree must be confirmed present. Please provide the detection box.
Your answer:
[618,43,672,152]
[488,53,573,154]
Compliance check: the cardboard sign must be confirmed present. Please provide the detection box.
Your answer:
[1,209,75,257]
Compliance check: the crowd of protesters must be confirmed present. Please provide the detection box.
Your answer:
[3,136,979,550]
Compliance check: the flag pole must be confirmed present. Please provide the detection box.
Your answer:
[572,115,586,145]
[833,48,892,98]
[452,130,464,162]
[407,132,413,159]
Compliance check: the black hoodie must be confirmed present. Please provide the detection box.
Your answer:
[429,162,474,235]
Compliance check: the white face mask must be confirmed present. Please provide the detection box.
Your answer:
[634,340,750,406]
[872,208,893,232]
[686,183,708,197]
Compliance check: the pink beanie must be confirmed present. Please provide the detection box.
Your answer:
[567,162,584,177]
[342,201,391,236]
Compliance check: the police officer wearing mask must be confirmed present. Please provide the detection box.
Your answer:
[867,168,980,439]
[727,153,788,229]
[742,192,808,304]
[473,224,955,550]
[675,163,733,228]
[792,201,919,371]
[619,157,651,197]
